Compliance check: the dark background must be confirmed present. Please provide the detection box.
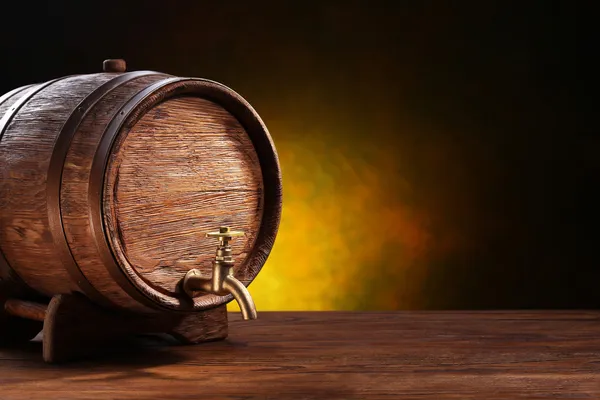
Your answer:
[0,1,594,309]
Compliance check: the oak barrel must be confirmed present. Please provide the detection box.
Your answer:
[0,62,282,314]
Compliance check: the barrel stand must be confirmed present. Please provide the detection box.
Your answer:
[0,281,228,363]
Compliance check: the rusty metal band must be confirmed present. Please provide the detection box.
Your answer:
[89,77,182,311]
[89,77,214,311]
[0,77,73,286]
[89,77,282,312]
[47,71,162,309]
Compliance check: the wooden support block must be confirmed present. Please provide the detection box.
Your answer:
[43,293,228,363]
[2,279,229,363]
[0,281,45,345]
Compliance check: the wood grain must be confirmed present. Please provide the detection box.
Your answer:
[92,78,281,312]
[104,97,264,297]
[3,299,47,321]
[0,311,598,399]
[0,84,35,286]
[0,74,113,295]
[61,73,169,312]
[0,84,36,117]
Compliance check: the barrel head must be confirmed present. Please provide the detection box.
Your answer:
[103,95,267,308]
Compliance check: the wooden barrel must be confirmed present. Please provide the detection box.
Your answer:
[0,61,282,314]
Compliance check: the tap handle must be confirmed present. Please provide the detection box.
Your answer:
[206,226,245,246]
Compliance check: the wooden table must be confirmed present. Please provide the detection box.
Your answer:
[1,311,599,399]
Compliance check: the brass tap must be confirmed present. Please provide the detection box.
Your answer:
[182,227,257,320]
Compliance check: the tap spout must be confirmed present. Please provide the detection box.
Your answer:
[182,267,257,320]
[223,275,257,320]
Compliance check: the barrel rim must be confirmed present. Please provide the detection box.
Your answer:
[48,71,164,310]
[90,78,282,312]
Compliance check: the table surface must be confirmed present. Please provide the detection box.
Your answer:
[1,311,599,399]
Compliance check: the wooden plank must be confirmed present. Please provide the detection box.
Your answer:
[0,311,598,399]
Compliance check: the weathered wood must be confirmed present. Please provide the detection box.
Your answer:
[3,299,47,321]
[168,305,228,344]
[0,311,598,399]
[0,84,35,118]
[104,97,264,298]
[0,74,115,296]
[0,68,282,317]
[42,294,228,363]
[88,78,281,312]
[60,73,169,312]
[48,71,164,309]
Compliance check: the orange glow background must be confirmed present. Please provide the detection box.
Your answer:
[224,66,484,311]
[229,96,477,311]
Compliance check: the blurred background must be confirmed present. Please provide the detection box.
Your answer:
[0,1,593,310]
